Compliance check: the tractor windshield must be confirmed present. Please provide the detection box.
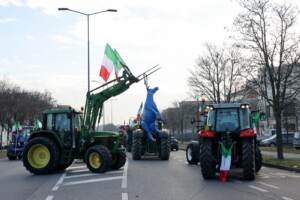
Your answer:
[215,108,239,132]
[207,107,251,132]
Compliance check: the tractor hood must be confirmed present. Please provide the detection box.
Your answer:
[90,131,119,138]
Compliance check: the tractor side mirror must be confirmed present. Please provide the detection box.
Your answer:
[191,118,195,124]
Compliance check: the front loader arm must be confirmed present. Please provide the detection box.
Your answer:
[82,64,160,133]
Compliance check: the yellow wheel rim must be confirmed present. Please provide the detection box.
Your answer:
[89,152,102,169]
[27,144,50,169]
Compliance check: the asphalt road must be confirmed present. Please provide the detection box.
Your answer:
[0,151,300,200]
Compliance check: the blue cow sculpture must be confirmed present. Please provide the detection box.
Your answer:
[141,87,161,141]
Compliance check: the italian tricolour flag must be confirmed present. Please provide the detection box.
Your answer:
[136,102,143,122]
[219,143,233,182]
[99,43,124,81]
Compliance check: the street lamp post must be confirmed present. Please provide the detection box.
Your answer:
[58,8,117,92]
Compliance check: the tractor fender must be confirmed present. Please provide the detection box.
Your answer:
[28,130,64,150]
[132,129,144,138]
[159,129,170,138]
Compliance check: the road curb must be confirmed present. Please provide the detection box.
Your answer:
[262,162,300,173]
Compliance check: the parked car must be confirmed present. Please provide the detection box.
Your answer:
[260,135,276,146]
[170,137,179,151]
[293,132,300,149]
[260,132,295,146]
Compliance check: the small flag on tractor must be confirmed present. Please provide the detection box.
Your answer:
[12,120,22,133]
[136,102,143,122]
[219,143,233,182]
[34,119,42,130]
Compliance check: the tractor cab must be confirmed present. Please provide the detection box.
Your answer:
[206,103,253,140]
[42,107,82,149]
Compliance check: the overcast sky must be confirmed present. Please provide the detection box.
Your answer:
[1,0,299,125]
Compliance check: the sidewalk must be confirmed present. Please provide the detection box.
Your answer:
[261,151,300,160]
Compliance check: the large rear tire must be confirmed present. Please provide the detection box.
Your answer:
[199,139,216,179]
[255,145,262,173]
[23,137,59,175]
[85,145,111,173]
[186,143,199,165]
[242,138,255,180]
[7,152,17,160]
[159,133,170,160]
[132,130,143,160]
[111,151,126,170]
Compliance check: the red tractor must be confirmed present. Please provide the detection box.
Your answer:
[186,103,262,180]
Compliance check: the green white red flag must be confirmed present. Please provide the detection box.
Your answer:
[99,44,125,81]
[219,143,233,182]
[136,102,143,122]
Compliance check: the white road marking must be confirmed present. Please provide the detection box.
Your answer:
[62,176,123,186]
[68,169,90,173]
[122,192,128,200]
[282,196,295,200]
[52,173,66,191]
[258,182,280,189]
[67,165,86,170]
[185,161,189,164]
[45,195,54,200]
[122,161,129,189]
[248,185,269,193]
[65,170,123,179]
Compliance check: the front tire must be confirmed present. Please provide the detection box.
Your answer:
[111,151,126,170]
[242,138,255,180]
[199,139,216,179]
[132,130,143,160]
[159,133,170,160]
[186,143,199,165]
[23,137,59,175]
[85,145,111,173]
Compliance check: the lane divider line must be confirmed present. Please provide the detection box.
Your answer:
[248,185,269,193]
[122,161,128,189]
[67,165,86,170]
[258,182,280,189]
[64,170,123,179]
[122,192,128,200]
[45,195,54,200]
[52,173,66,191]
[282,196,295,200]
[62,176,123,186]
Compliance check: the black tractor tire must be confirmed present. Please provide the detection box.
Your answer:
[85,145,112,173]
[199,139,216,179]
[132,130,143,160]
[127,145,132,153]
[159,133,170,160]
[7,152,17,160]
[186,143,199,165]
[111,151,126,170]
[56,159,74,171]
[23,137,59,175]
[255,145,262,173]
[242,138,256,180]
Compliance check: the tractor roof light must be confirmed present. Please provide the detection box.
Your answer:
[240,104,249,109]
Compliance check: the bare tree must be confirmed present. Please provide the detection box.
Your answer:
[188,44,244,103]
[0,79,56,134]
[234,0,300,159]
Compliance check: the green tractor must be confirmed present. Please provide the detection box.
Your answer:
[22,65,158,175]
